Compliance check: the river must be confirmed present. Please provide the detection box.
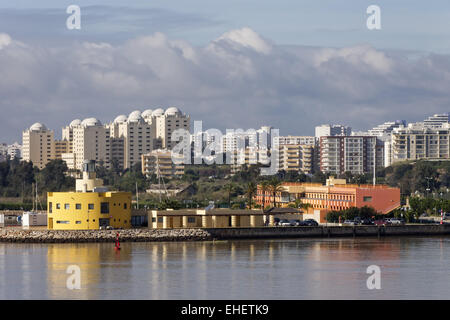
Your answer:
[0,237,449,299]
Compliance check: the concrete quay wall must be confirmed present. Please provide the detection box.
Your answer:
[1,225,450,243]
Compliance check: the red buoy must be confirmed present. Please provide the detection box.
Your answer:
[114,232,121,251]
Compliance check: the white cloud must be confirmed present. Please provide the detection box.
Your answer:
[0,28,449,142]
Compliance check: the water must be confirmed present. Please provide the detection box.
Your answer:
[0,237,449,299]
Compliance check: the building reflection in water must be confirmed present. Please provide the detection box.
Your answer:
[1,236,437,299]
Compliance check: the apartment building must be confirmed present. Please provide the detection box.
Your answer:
[278,144,314,174]
[72,118,111,171]
[109,111,154,169]
[390,123,450,163]
[141,149,185,179]
[319,136,383,175]
[315,124,352,139]
[22,123,55,169]
[276,136,315,146]
[155,107,190,150]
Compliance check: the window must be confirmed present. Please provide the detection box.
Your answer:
[101,202,109,214]
[188,217,196,223]
[64,204,70,210]
[363,196,372,202]
[76,221,81,224]
[157,217,163,223]
[124,203,127,209]
[56,203,60,209]
[76,204,81,210]
[88,204,94,210]
[56,221,70,224]
[49,202,52,213]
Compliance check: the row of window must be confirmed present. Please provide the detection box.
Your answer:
[49,202,128,213]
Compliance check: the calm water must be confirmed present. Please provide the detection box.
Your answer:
[1,237,450,299]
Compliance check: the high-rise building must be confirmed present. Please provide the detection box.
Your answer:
[154,107,190,150]
[276,136,315,146]
[22,123,55,169]
[315,124,352,139]
[423,113,450,128]
[109,111,154,169]
[319,136,381,175]
[278,144,314,174]
[72,118,110,171]
[390,123,450,163]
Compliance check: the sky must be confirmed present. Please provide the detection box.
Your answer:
[1,1,450,142]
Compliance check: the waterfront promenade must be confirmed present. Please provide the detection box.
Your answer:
[1,224,450,243]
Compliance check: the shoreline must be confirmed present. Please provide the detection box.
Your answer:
[1,224,450,243]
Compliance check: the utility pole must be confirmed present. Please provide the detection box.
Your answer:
[136,181,139,210]
[373,139,376,186]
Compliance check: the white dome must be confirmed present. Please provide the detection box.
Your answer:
[128,110,143,122]
[29,122,47,131]
[152,108,164,117]
[165,107,181,116]
[114,115,127,123]
[81,118,102,127]
[141,109,153,118]
[69,119,82,128]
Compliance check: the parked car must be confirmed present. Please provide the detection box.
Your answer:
[273,217,280,226]
[360,218,374,225]
[343,220,358,225]
[390,218,405,225]
[302,219,318,226]
[279,219,292,226]
[289,219,302,226]
[444,213,450,220]
[374,219,390,226]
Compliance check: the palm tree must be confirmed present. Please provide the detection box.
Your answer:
[268,178,284,208]
[245,182,257,209]
[260,180,270,211]
[225,183,235,208]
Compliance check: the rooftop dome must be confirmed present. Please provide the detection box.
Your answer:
[152,108,164,117]
[69,119,82,128]
[141,109,153,118]
[81,118,102,127]
[128,110,143,122]
[114,115,127,124]
[165,107,181,116]
[29,122,47,131]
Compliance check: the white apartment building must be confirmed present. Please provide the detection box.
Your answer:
[154,107,190,150]
[22,123,55,169]
[72,118,111,171]
[423,113,450,128]
[390,123,450,164]
[276,136,315,146]
[109,111,154,169]
[315,124,352,139]
[6,142,22,160]
[319,136,381,175]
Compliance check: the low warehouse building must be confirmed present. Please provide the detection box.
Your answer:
[149,208,302,229]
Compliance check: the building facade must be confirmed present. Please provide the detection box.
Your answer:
[47,160,131,230]
[22,123,55,169]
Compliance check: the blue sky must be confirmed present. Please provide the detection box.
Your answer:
[0,1,450,143]
[1,0,450,52]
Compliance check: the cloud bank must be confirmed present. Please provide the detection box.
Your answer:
[0,27,449,142]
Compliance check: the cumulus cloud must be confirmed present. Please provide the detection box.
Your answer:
[0,28,450,142]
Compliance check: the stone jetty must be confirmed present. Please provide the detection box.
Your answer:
[0,228,213,243]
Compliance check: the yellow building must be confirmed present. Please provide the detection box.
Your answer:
[47,160,131,230]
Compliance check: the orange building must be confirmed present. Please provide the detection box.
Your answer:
[256,178,400,222]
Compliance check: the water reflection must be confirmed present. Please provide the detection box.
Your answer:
[0,237,449,299]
